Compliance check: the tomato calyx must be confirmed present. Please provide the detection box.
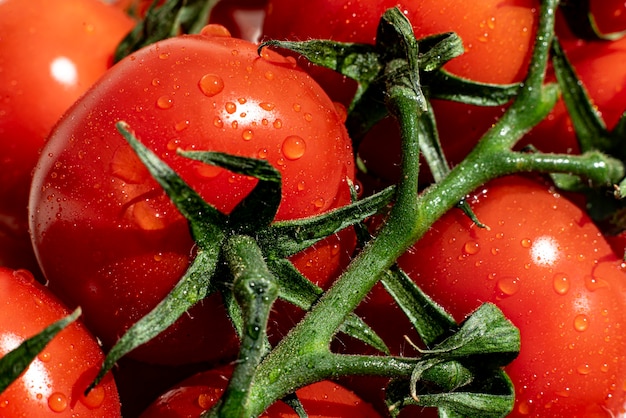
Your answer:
[114,0,221,62]
[87,120,392,393]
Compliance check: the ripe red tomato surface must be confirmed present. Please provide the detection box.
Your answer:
[29,26,355,365]
[590,0,626,35]
[359,176,626,417]
[0,0,134,272]
[262,0,538,189]
[0,267,121,417]
[263,0,538,102]
[139,366,381,417]
[520,34,626,157]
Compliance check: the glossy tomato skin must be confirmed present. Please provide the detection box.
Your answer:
[0,0,134,272]
[364,176,626,416]
[139,367,381,417]
[520,35,626,157]
[263,0,538,190]
[263,0,538,100]
[29,27,355,365]
[0,267,121,416]
[590,0,626,35]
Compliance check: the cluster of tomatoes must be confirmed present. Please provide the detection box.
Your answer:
[2,0,626,416]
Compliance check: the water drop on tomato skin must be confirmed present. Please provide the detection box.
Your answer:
[553,273,570,295]
[224,102,237,114]
[242,130,254,141]
[198,74,225,97]
[463,240,480,255]
[80,385,106,409]
[259,102,275,111]
[199,24,232,38]
[156,95,173,109]
[47,392,68,412]
[574,314,590,332]
[281,136,306,160]
[497,276,520,297]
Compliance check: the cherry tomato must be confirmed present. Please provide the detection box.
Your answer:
[0,0,134,272]
[29,26,355,365]
[0,267,121,416]
[590,0,626,36]
[139,366,381,417]
[360,176,626,416]
[519,34,626,160]
[262,0,538,190]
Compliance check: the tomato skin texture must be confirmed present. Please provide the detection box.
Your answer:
[263,0,538,88]
[139,367,381,417]
[0,267,121,417]
[0,0,133,272]
[263,0,537,190]
[590,0,626,35]
[519,34,626,162]
[362,176,626,416]
[29,29,355,364]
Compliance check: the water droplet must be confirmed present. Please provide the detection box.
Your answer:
[463,240,480,255]
[231,121,238,129]
[156,95,173,109]
[553,273,570,295]
[159,52,170,60]
[257,149,268,159]
[259,102,275,111]
[293,103,302,112]
[497,277,520,297]
[175,120,190,132]
[282,136,306,160]
[273,119,283,129]
[213,117,224,128]
[521,238,532,248]
[313,198,325,209]
[198,74,224,97]
[577,363,591,375]
[151,78,160,87]
[585,276,609,291]
[264,71,274,81]
[200,24,232,38]
[81,385,105,409]
[304,112,313,122]
[37,351,51,362]
[517,400,531,415]
[48,392,68,412]
[225,102,237,114]
[237,97,247,104]
[242,130,254,141]
[297,180,306,191]
[573,314,589,332]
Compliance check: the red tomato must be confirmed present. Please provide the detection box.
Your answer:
[262,0,538,189]
[139,366,381,417]
[518,34,626,161]
[0,267,121,416]
[263,0,538,103]
[29,26,355,365]
[0,0,134,272]
[359,176,626,416]
[590,0,626,36]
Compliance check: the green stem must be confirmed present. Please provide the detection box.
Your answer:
[242,57,425,416]
[208,235,278,418]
